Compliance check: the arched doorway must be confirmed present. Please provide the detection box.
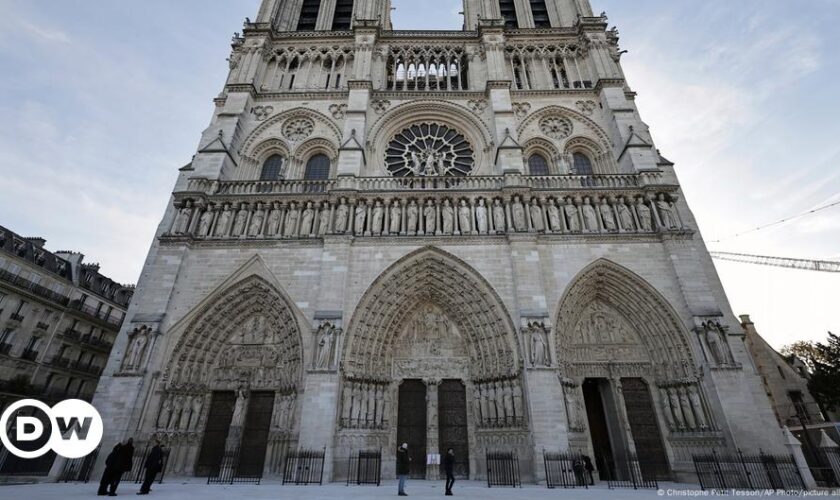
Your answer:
[339,247,527,480]
[155,275,304,477]
[555,260,715,481]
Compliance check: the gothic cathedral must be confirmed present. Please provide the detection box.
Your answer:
[94,0,786,483]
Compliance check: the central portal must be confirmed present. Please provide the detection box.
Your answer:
[397,380,427,478]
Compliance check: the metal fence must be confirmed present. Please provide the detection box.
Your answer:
[486,451,521,488]
[606,455,659,490]
[207,449,262,485]
[346,449,382,486]
[693,450,805,492]
[128,444,169,484]
[59,446,101,483]
[543,451,589,489]
[282,448,326,485]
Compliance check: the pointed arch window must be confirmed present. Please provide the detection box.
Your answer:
[304,154,331,181]
[260,155,285,181]
[528,154,550,176]
[572,152,594,175]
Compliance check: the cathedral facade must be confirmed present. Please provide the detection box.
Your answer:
[93,0,786,483]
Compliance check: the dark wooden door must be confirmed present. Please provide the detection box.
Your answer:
[622,378,670,479]
[195,391,234,476]
[582,378,615,480]
[238,391,275,477]
[438,380,470,478]
[397,379,427,479]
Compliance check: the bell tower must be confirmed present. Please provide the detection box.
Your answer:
[256,0,393,31]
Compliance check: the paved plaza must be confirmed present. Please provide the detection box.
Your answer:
[3,480,837,500]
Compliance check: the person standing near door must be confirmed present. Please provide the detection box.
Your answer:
[396,443,410,496]
[137,439,163,495]
[443,448,456,496]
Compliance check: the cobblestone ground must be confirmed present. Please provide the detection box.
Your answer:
[2,480,836,499]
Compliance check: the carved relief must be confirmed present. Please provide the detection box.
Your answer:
[539,116,573,140]
[121,325,154,373]
[282,117,315,142]
[328,103,347,119]
[251,105,274,121]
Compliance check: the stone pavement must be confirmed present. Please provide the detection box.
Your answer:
[3,480,832,499]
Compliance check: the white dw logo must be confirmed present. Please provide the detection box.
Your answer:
[0,399,103,459]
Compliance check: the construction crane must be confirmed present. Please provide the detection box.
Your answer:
[710,251,840,273]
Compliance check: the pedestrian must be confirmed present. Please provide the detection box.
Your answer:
[98,443,122,496]
[572,456,585,486]
[443,448,455,496]
[396,442,410,496]
[137,440,163,495]
[109,438,135,496]
[582,455,595,485]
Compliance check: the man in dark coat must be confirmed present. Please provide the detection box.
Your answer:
[443,448,455,496]
[98,443,122,496]
[396,443,410,496]
[108,438,135,495]
[137,440,163,495]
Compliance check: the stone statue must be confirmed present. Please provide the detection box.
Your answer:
[351,383,363,426]
[354,202,367,235]
[636,198,652,231]
[529,323,550,367]
[437,153,449,176]
[599,198,616,231]
[679,388,696,430]
[318,202,331,236]
[530,198,545,232]
[284,203,300,237]
[232,204,248,236]
[688,386,708,429]
[157,397,172,430]
[492,199,506,233]
[424,201,436,233]
[231,387,248,427]
[335,198,349,233]
[371,201,384,234]
[511,196,527,232]
[297,202,313,236]
[669,389,685,429]
[475,199,489,234]
[512,382,523,420]
[406,200,419,234]
[170,397,183,430]
[178,397,192,429]
[198,208,214,237]
[564,198,581,232]
[390,201,402,234]
[424,152,436,176]
[657,194,678,229]
[173,202,192,235]
[582,197,598,231]
[458,200,472,233]
[248,204,265,236]
[266,204,282,236]
[441,199,454,234]
[411,151,422,175]
[704,322,732,365]
[617,197,634,230]
[125,333,147,370]
[472,385,483,422]
[546,200,561,232]
[374,385,385,427]
[315,324,334,369]
[502,381,514,422]
[342,382,354,424]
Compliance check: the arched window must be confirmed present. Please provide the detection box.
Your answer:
[528,154,550,176]
[260,155,285,181]
[304,154,331,180]
[572,152,594,175]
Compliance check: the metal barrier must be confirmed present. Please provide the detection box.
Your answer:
[346,449,382,486]
[283,448,326,485]
[128,444,169,485]
[207,449,262,485]
[59,446,100,483]
[606,455,659,490]
[486,451,521,488]
[693,450,805,491]
[543,451,589,489]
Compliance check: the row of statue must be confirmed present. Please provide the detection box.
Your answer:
[168,193,684,239]
[156,393,204,432]
[272,392,297,431]
[473,378,525,428]
[340,380,390,430]
[658,383,712,433]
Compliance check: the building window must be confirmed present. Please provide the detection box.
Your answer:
[572,152,594,175]
[297,0,321,31]
[332,0,353,30]
[0,328,14,347]
[777,365,786,380]
[528,154,550,176]
[499,0,519,29]
[260,155,285,181]
[304,154,331,181]
[530,0,550,27]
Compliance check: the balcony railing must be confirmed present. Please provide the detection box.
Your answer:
[63,328,82,340]
[21,348,39,361]
[80,334,113,352]
[36,322,50,331]
[68,300,123,328]
[9,313,25,322]
[0,343,12,355]
[0,267,71,306]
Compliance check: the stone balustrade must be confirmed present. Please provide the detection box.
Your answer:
[167,173,686,241]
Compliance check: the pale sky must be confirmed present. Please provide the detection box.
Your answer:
[0,1,837,349]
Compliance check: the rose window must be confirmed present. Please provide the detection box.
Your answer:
[282,117,315,142]
[539,116,573,140]
[385,123,475,177]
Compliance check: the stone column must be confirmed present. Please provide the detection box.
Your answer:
[425,378,441,480]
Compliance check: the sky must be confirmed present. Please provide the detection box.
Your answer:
[0,0,837,349]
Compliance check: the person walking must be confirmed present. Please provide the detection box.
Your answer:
[137,440,163,495]
[443,448,456,496]
[396,443,410,496]
[98,443,122,496]
[582,455,595,486]
[109,438,135,496]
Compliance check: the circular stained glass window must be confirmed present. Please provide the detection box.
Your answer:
[385,123,475,177]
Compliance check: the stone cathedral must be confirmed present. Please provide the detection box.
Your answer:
[93,0,787,484]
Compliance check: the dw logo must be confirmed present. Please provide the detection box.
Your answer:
[0,399,103,459]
